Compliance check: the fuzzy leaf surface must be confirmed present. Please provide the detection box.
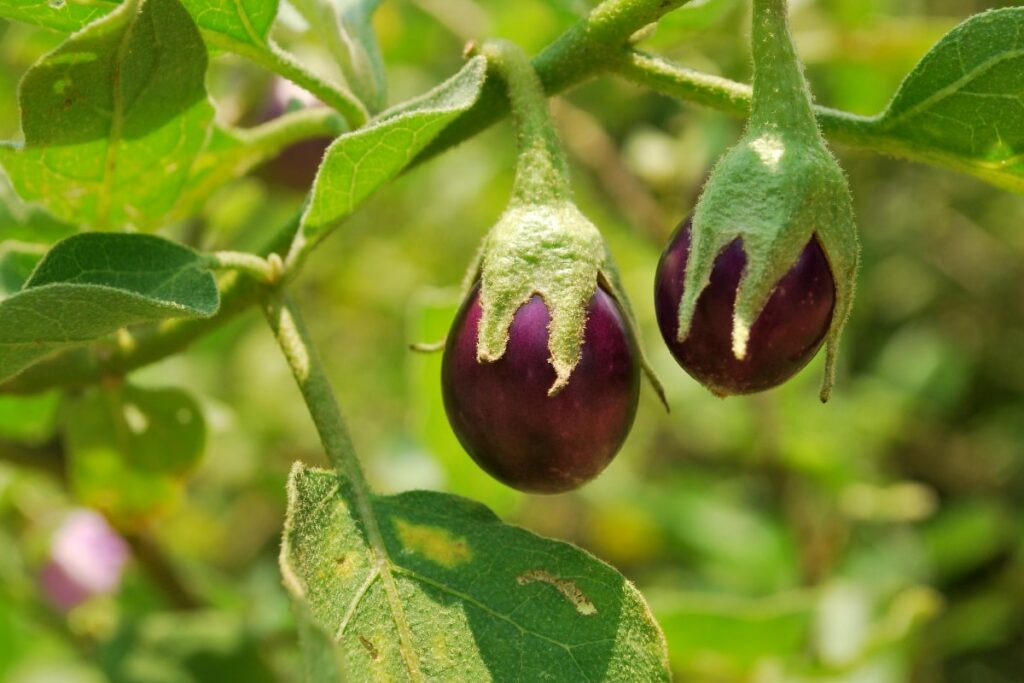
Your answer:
[0,0,277,45]
[0,0,214,230]
[0,233,218,383]
[875,8,1024,192]
[300,56,487,246]
[282,463,670,682]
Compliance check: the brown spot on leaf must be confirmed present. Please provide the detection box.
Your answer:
[517,569,597,616]
[358,635,381,662]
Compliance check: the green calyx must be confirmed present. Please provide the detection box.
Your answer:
[679,0,859,402]
[465,39,664,403]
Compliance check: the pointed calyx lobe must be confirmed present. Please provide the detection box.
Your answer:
[441,39,654,493]
[660,0,858,401]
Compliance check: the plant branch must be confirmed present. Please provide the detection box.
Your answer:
[124,532,205,611]
[262,290,424,676]
[614,50,876,139]
[206,251,281,283]
[0,438,65,479]
[203,31,369,129]
[261,292,365,485]
[414,0,696,165]
[243,107,348,152]
[613,50,1024,192]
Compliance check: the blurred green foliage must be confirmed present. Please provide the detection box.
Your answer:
[1,0,1024,681]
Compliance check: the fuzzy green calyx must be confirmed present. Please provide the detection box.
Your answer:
[465,39,664,402]
[679,0,859,401]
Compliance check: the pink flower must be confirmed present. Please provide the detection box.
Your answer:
[40,509,130,611]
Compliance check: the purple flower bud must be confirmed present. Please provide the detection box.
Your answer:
[40,509,129,611]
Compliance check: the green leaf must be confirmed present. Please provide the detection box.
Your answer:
[0,0,277,46]
[296,603,345,683]
[165,110,346,225]
[282,463,670,681]
[116,384,206,474]
[64,383,206,530]
[289,0,386,112]
[0,391,60,444]
[875,8,1024,193]
[299,56,487,248]
[0,233,219,384]
[335,0,387,112]
[179,0,278,47]
[0,176,76,245]
[651,590,813,677]
[0,0,118,32]
[0,242,44,299]
[0,0,215,231]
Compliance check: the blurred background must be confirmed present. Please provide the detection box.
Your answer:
[2,0,1024,681]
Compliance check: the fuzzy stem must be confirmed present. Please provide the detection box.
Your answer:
[205,251,279,283]
[262,291,424,678]
[202,31,369,129]
[749,0,818,140]
[262,292,364,484]
[475,39,573,205]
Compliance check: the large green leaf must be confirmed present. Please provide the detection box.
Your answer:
[874,8,1024,192]
[0,0,213,230]
[0,233,218,383]
[282,463,670,682]
[299,56,488,248]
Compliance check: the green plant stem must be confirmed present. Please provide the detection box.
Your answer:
[203,31,369,129]
[124,532,204,611]
[262,291,424,678]
[615,50,1024,192]
[206,251,279,283]
[414,0,695,165]
[749,0,817,139]
[614,50,877,140]
[245,107,348,151]
[262,292,363,481]
[476,39,572,205]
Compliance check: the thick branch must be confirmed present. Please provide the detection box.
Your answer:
[414,0,694,164]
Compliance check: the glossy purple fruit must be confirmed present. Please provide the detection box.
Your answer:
[654,218,836,395]
[442,286,640,494]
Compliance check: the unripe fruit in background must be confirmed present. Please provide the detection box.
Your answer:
[655,218,835,395]
[255,78,334,191]
[443,286,640,493]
